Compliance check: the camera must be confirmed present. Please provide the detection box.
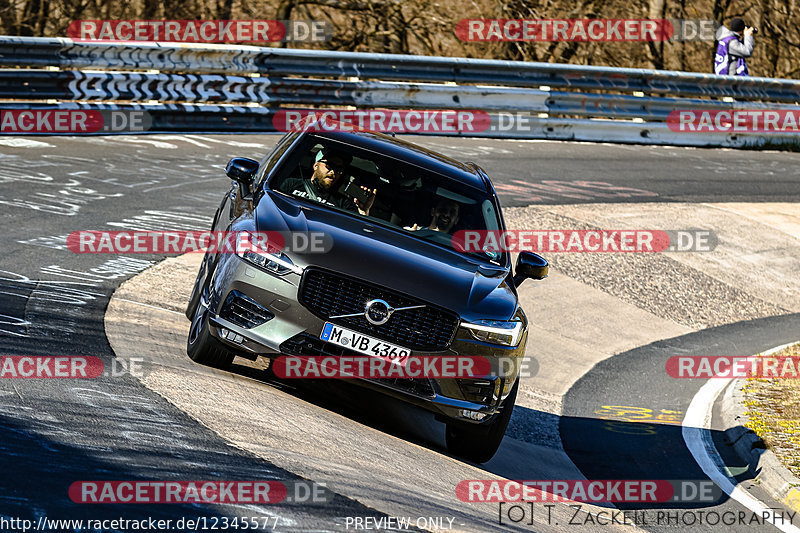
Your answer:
[343,178,374,205]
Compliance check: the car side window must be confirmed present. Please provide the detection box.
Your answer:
[255,131,300,191]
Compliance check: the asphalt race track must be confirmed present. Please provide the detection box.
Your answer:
[0,133,799,533]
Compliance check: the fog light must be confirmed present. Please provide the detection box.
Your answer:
[219,327,243,344]
[460,409,487,421]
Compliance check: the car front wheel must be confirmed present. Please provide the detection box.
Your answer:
[445,378,519,463]
[186,292,234,369]
[185,253,211,320]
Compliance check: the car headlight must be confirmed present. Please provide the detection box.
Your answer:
[462,320,524,347]
[235,232,301,276]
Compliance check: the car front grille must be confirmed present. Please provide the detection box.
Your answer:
[280,332,348,358]
[367,376,436,398]
[298,268,459,352]
[278,333,435,397]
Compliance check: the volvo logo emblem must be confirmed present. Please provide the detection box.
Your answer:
[364,299,392,325]
[329,300,427,325]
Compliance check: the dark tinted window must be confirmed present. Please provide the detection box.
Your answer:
[255,130,301,190]
[269,136,504,263]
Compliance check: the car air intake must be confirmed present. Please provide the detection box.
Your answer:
[456,378,501,407]
[219,290,274,329]
[298,267,458,352]
[279,333,435,398]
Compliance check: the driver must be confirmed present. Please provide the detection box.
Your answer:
[284,148,375,216]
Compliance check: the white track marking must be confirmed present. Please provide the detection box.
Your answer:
[114,137,178,149]
[184,134,269,148]
[113,297,186,316]
[151,134,212,148]
[143,177,220,193]
[683,342,800,533]
[0,138,53,148]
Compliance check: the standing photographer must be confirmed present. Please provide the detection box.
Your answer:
[714,17,755,76]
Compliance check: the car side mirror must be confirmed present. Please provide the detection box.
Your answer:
[513,252,548,286]
[226,158,260,192]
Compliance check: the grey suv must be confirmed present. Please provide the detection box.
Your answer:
[185,129,547,462]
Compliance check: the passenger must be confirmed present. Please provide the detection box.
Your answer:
[407,199,461,234]
[283,148,376,215]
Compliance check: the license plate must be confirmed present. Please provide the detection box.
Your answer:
[320,322,411,359]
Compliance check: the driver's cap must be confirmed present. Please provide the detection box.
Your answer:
[315,147,352,165]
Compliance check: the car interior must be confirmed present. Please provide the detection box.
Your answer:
[270,139,502,261]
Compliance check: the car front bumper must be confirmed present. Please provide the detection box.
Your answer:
[205,254,526,423]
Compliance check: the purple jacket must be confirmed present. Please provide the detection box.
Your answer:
[714,26,753,76]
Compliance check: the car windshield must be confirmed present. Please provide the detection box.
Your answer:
[268,136,504,264]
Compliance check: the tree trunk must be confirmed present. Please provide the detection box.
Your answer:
[758,0,779,77]
[142,0,160,19]
[0,0,16,34]
[712,0,732,25]
[219,0,234,19]
[163,0,192,18]
[18,0,41,36]
[646,0,667,69]
[275,0,297,20]
[384,3,407,54]
[36,0,49,35]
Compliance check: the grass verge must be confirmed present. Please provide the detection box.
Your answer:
[742,342,800,477]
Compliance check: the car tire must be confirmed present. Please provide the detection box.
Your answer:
[445,378,519,463]
[185,254,210,320]
[186,292,234,369]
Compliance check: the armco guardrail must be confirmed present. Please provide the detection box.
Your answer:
[3,69,799,120]
[6,101,770,148]
[1,36,799,147]
[2,36,800,101]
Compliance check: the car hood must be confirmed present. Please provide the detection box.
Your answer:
[257,192,518,321]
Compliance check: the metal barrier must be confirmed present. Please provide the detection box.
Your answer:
[3,69,798,119]
[1,36,799,147]
[4,101,766,147]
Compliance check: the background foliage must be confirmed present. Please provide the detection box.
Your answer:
[1,0,796,78]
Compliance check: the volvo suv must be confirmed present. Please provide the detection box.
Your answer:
[185,129,547,462]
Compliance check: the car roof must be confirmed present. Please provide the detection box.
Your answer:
[305,130,490,192]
